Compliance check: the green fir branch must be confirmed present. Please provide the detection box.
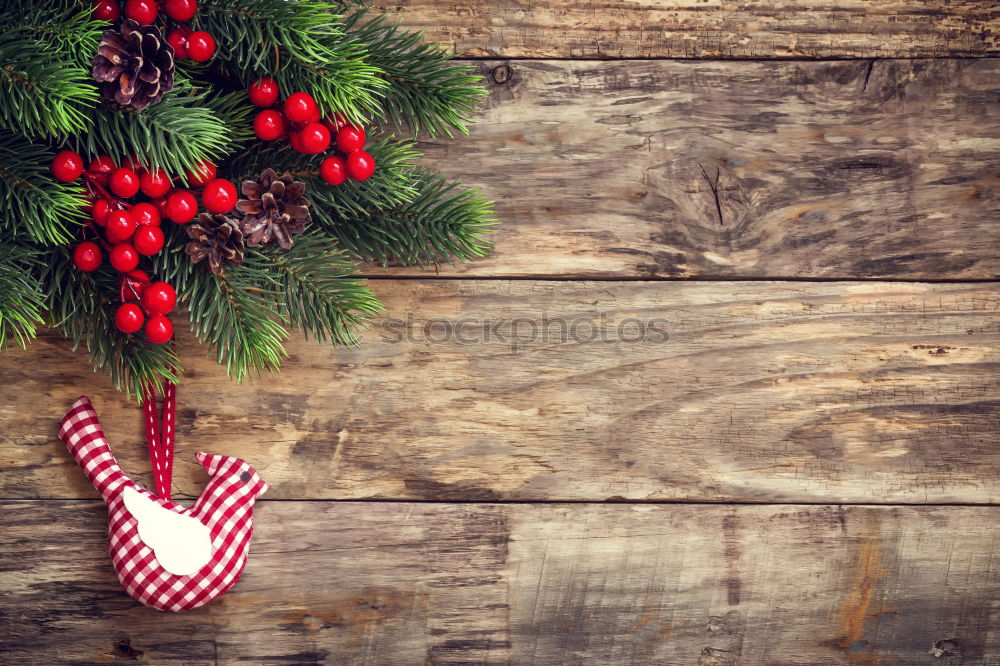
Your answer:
[194,0,386,120]
[73,87,235,177]
[0,131,88,245]
[200,91,258,153]
[300,137,421,217]
[242,235,382,344]
[316,169,496,266]
[3,2,105,69]
[340,8,486,137]
[0,241,46,349]
[0,33,98,138]
[197,0,346,70]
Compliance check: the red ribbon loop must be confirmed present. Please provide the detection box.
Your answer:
[143,380,176,499]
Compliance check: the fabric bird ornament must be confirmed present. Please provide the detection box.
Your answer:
[59,394,268,612]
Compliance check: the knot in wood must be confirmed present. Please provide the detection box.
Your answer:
[491,64,512,85]
[930,639,961,658]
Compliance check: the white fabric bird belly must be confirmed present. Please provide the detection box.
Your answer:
[122,487,214,576]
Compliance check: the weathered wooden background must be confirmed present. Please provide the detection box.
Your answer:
[2,2,999,664]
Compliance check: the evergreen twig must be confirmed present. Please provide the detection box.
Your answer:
[316,169,496,266]
[0,131,88,246]
[0,29,98,138]
[195,0,386,120]
[243,235,382,344]
[0,241,46,349]
[339,7,486,137]
[73,87,237,176]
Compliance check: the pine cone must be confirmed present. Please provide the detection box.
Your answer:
[185,213,245,275]
[92,20,175,111]
[235,168,311,250]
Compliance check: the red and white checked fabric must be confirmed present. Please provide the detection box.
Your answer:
[58,396,268,612]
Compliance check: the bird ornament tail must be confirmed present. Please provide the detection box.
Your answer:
[58,390,268,612]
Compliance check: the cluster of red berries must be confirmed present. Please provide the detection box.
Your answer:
[91,0,216,62]
[248,78,376,185]
[111,269,177,344]
[52,150,233,343]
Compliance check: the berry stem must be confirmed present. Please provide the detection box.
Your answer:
[118,273,150,303]
[83,172,125,208]
[81,221,113,251]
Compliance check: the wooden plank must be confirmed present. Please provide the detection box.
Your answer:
[2,280,998,504]
[399,58,1000,279]
[2,501,998,664]
[379,0,1000,59]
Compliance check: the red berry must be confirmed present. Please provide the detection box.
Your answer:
[115,303,145,334]
[166,29,189,59]
[346,150,376,181]
[165,190,198,224]
[140,168,172,198]
[133,225,165,255]
[289,130,306,153]
[145,315,174,344]
[124,0,158,25]
[131,202,161,227]
[109,243,140,273]
[336,126,366,153]
[320,156,347,186]
[88,155,116,176]
[297,123,331,154]
[202,179,238,214]
[283,92,317,124]
[248,77,280,107]
[164,0,197,21]
[105,210,137,243]
[72,242,102,272]
[92,199,112,226]
[142,282,177,315]
[51,150,84,182]
[109,168,140,198]
[254,110,287,141]
[92,0,120,22]
[184,161,216,187]
[186,31,216,62]
[306,106,321,124]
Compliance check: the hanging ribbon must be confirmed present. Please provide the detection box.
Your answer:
[143,380,176,500]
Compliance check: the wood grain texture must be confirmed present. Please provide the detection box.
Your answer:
[397,58,1000,279]
[3,501,999,664]
[379,0,999,59]
[3,280,998,504]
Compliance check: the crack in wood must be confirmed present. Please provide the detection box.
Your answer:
[862,59,876,93]
[700,164,725,226]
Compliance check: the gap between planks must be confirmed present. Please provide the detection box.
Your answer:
[5,498,999,507]
[451,56,997,62]
[358,275,1000,284]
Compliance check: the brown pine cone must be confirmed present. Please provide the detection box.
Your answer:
[185,213,245,275]
[235,168,311,250]
[92,20,175,111]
